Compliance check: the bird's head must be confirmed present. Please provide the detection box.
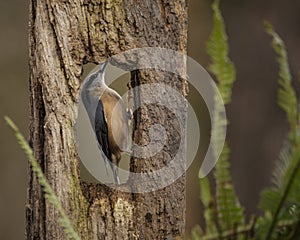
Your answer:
[82,61,108,89]
[95,61,108,82]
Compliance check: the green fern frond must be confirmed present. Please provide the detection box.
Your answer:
[4,116,81,240]
[194,220,256,240]
[258,23,300,240]
[272,141,292,188]
[256,214,300,240]
[264,22,298,141]
[207,0,236,105]
[214,144,245,233]
[259,142,292,214]
[199,176,219,235]
[191,225,204,240]
[259,127,300,240]
[200,0,245,237]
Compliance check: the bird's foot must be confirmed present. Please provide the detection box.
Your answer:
[126,108,133,120]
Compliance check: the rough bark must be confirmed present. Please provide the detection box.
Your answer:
[28,0,188,239]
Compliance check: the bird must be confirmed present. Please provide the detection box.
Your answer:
[81,61,130,184]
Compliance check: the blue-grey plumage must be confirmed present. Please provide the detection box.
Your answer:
[81,62,129,184]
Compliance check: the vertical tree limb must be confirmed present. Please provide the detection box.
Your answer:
[28,0,188,239]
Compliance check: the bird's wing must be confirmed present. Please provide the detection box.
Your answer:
[95,99,111,174]
[118,100,130,151]
[108,90,130,152]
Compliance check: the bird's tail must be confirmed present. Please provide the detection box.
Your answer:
[101,151,120,185]
[110,161,120,185]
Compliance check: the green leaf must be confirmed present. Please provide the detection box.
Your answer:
[206,0,236,105]
[201,0,245,237]
[5,116,81,240]
[199,176,218,236]
[258,22,300,240]
[264,21,298,142]
[214,144,245,233]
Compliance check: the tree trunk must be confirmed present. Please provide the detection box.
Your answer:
[27,0,188,239]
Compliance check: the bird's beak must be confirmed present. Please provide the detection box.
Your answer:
[99,61,108,73]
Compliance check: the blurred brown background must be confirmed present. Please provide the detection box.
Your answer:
[1,0,300,239]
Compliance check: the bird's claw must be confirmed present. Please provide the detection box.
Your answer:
[126,108,133,120]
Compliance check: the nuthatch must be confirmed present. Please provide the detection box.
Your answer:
[81,62,130,184]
